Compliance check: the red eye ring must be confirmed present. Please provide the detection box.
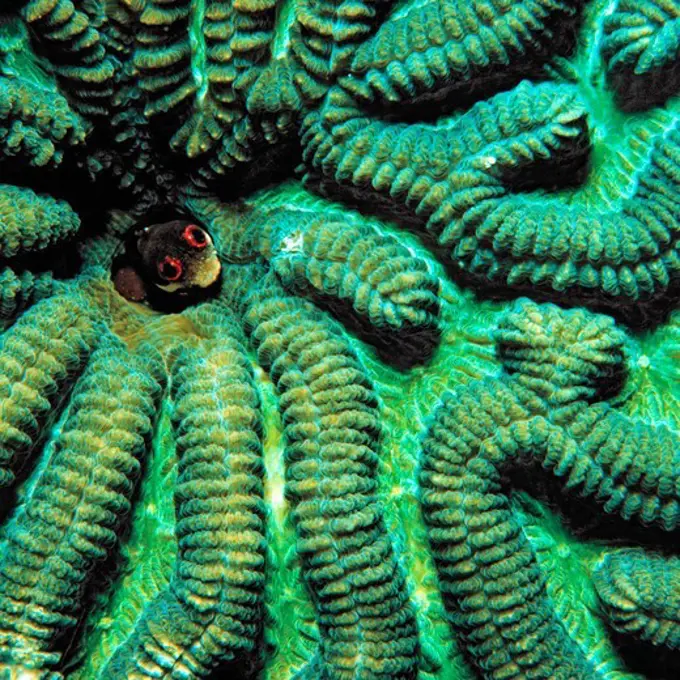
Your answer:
[182,224,208,249]
[158,256,183,282]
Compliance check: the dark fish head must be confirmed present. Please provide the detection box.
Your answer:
[135,219,221,293]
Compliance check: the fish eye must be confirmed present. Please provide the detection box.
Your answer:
[182,224,208,249]
[158,256,183,281]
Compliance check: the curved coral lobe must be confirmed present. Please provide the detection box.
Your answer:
[104,306,266,678]
[0,292,99,489]
[303,78,680,317]
[0,335,164,676]
[0,184,80,259]
[602,0,680,112]
[419,300,680,679]
[258,206,442,366]
[21,0,116,117]
[0,77,88,168]
[339,0,585,114]
[594,549,680,649]
[219,264,420,678]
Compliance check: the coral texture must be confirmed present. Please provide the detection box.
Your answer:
[220,264,419,678]
[420,300,680,679]
[103,306,266,678]
[197,199,442,365]
[594,549,680,649]
[0,335,164,674]
[301,75,680,316]
[0,0,678,679]
[602,0,680,112]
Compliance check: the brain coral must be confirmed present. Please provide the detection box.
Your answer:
[0,0,679,679]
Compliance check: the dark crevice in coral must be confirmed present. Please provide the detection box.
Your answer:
[206,651,264,680]
[502,133,592,193]
[359,65,576,123]
[0,241,80,280]
[609,62,680,114]
[207,142,302,201]
[57,542,131,676]
[460,274,680,332]
[0,156,89,204]
[607,630,680,678]
[509,465,680,556]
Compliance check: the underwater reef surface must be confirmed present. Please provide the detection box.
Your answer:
[0,0,679,679]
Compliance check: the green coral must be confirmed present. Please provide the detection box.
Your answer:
[81,0,392,189]
[131,0,195,119]
[420,299,680,679]
[104,306,266,678]
[0,74,87,303]
[0,0,677,679]
[190,197,442,366]
[0,223,429,678]
[593,549,680,649]
[0,184,81,258]
[0,75,85,297]
[190,0,277,157]
[339,0,584,110]
[0,76,88,168]
[0,336,164,676]
[261,209,440,353]
[303,79,680,313]
[21,0,115,117]
[0,292,98,489]
[0,268,54,322]
[287,0,393,92]
[220,264,420,679]
[602,0,680,112]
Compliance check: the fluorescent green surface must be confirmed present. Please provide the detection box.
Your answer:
[0,0,679,678]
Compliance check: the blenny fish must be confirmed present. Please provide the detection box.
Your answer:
[112,212,222,310]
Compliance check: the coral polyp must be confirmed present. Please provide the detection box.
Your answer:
[0,0,679,679]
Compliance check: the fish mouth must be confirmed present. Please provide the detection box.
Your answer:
[155,281,184,293]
